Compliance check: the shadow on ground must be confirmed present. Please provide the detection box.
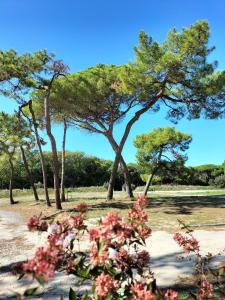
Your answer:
[81,194,225,215]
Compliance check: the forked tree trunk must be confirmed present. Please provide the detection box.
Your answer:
[9,158,15,205]
[28,100,51,207]
[119,156,134,198]
[44,93,62,210]
[60,118,67,202]
[106,135,133,199]
[20,145,39,201]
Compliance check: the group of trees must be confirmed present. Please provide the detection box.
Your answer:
[1,21,225,208]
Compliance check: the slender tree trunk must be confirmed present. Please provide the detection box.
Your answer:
[60,118,67,202]
[9,158,15,205]
[107,153,120,200]
[143,156,162,196]
[20,145,39,201]
[28,101,51,207]
[143,170,157,196]
[44,94,62,210]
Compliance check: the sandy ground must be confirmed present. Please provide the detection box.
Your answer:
[0,209,225,299]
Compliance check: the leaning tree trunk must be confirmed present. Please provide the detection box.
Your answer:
[143,161,162,196]
[60,118,67,202]
[28,101,51,207]
[143,171,156,196]
[106,135,133,199]
[20,145,39,202]
[44,94,62,210]
[8,158,15,205]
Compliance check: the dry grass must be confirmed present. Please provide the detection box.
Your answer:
[1,189,225,232]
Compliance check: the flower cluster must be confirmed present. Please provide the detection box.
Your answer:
[95,273,118,297]
[198,278,214,299]
[23,203,88,282]
[164,289,179,300]
[173,232,199,254]
[17,195,224,299]
[27,215,48,232]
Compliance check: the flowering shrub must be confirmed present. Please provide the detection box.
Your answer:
[15,196,225,299]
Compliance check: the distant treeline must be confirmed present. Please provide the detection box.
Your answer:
[0,151,225,190]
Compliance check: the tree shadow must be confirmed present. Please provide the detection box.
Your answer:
[84,194,225,216]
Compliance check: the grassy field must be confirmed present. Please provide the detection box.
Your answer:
[1,186,225,232]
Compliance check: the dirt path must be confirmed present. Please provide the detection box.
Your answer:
[0,210,225,299]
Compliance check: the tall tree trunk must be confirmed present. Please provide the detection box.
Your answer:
[107,153,120,200]
[20,145,39,201]
[106,135,133,199]
[9,158,15,205]
[44,94,62,210]
[60,118,67,202]
[28,100,51,207]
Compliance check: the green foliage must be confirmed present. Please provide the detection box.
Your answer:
[213,175,225,188]
[0,49,53,98]
[122,21,225,121]
[134,127,192,170]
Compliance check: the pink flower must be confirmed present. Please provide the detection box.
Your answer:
[198,278,214,299]
[131,283,154,300]
[136,250,150,267]
[27,215,39,231]
[90,244,108,266]
[76,202,88,214]
[173,232,199,254]
[89,228,100,241]
[73,215,84,229]
[138,226,152,239]
[101,212,122,229]
[95,273,117,297]
[23,246,60,282]
[135,194,148,209]
[27,215,48,232]
[164,289,179,300]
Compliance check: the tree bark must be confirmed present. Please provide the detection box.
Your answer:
[107,153,120,200]
[28,100,51,207]
[143,168,158,196]
[106,135,133,199]
[44,92,62,210]
[60,118,67,202]
[119,156,134,198]
[143,151,163,196]
[20,145,39,201]
[9,158,15,205]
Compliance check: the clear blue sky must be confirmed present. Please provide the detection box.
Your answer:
[0,0,225,166]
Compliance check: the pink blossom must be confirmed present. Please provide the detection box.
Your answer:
[136,250,150,267]
[164,289,179,300]
[76,202,88,214]
[27,216,48,232]
[90,244,108,266]
[89,228,100,241]
[131,283,154,300]
[101,212,122,229]
[73,215,84,229]
[173,232,199,254]
[198,278,214,299]
[95,273,117,297]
